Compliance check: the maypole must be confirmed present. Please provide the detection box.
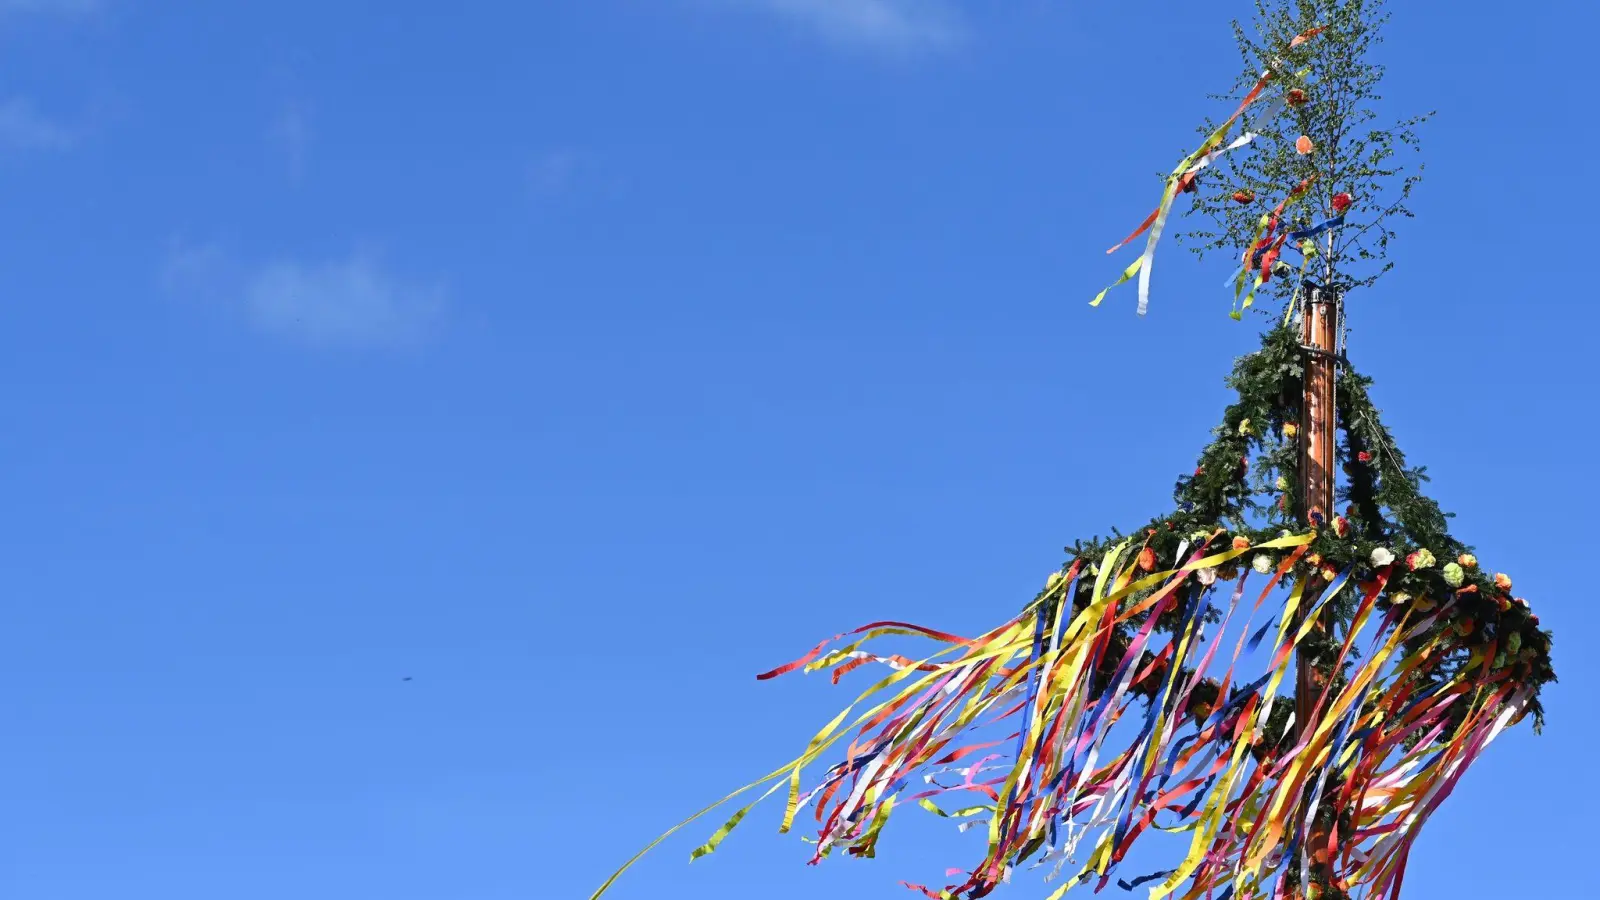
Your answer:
[1294,280,1341,895]
[589,4,1554,900]
[1295,282,1338,730]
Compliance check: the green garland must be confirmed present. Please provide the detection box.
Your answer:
[1044,323,1554,734]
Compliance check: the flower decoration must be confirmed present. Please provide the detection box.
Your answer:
[1442,562,1465,588]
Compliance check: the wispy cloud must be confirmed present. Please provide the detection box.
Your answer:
[529,149,580,196]
[165,241,447,350]
[271,102,312,182]
[0,97,74,150]
[720,0,965,53]
[0,0,102,15]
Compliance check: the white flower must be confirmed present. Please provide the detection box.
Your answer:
[1252,554,1275,575]
[1370,547,1396,568]
[1196,568,1218,586]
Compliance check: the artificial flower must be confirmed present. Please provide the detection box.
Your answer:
[1442,562,1465,588]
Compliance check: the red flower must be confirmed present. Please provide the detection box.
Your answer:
[1232,189,1256,204]
[1331,192,1353,213]
[1357,451,1372,463]
[1287,88,1309,106]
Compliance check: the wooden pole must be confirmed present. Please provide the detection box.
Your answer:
[1295,281,1341,894]
[1295,282,1339,731]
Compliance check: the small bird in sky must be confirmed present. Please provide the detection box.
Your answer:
[401,676,413,682]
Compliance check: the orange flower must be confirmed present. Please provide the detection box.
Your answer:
[1137,547,1158,572]
[1494,572,1513,591]
[1232,189,1256,204]
[1231,536,1251,552]
[1295,135,1315,155]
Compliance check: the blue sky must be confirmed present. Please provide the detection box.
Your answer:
[1,1,1593,898]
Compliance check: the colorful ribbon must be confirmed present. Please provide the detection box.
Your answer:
[1093,26,1326,316]
[592,529,1533,900]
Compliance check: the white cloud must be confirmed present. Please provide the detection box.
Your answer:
[271,103,312,182]
[529,150,579,195]
[0,0,101,14]
[722,0,965,52]
[164,242,447,350]
[0,97,73,150]
[245,255,446,349]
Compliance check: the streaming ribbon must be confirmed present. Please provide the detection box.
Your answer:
[1092,26,1325,316]
[592,529,1535,900]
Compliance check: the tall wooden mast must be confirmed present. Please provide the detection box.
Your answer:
[1295,281,1340,733]
[1294,280,1342,894]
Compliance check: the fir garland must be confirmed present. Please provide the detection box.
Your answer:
[1045,323,1553,735]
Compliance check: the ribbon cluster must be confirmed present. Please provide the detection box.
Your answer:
[592,530,1531,900]
[1091,26,1343,317]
